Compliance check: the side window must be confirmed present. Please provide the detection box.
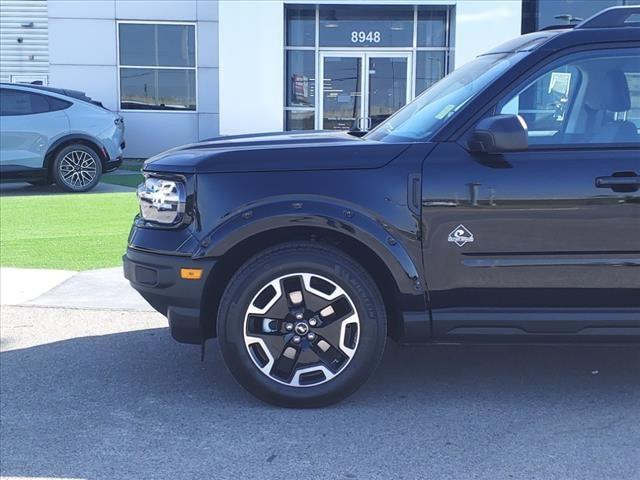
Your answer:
[624,72,640,131]
[497,48,640,146]
[46,96,72,112]
[0,89,51,116]
[500,67,579,140]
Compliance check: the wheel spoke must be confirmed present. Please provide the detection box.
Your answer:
[281,275,306,309]
[310,335,349,373]
[316,296,353,327]
[270,344,300,382]
[80,170,93,184]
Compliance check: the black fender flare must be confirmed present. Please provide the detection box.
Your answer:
[194,197,424,297]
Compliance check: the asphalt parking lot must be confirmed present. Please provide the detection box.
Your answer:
[1,305,639,480]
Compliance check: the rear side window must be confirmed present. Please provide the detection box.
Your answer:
[46,96,72,112]
[0,89,70,116]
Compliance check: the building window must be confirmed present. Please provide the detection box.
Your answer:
[284,4,452,131]
[118,23,196,111]
[286,50,315,108]
[319,5,414,48]
[521,0,639,33]
[415,51,447,95]
[284,6,317,129]
[417,8,448,47]
[286,5,315,47]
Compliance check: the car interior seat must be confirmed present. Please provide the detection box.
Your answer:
[585,69,639,143]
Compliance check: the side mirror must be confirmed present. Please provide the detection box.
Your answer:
[468,114,528,154]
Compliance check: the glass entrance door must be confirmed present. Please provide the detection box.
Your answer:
[319,52,411,131]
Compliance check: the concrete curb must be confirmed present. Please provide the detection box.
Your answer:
[1,267,153,312]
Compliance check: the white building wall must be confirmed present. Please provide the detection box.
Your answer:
[47,0,219,158]
[219,0,522,136]
[218,0,285,136]
[0,0,49,84]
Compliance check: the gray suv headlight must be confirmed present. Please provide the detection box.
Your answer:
[137,176,186,225]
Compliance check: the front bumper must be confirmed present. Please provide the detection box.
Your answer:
[123,247,216,344]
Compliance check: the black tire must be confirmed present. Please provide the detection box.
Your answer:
[52,144,102,192]
[217,242,387,408]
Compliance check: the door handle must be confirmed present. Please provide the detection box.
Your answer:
[595,173,640,191]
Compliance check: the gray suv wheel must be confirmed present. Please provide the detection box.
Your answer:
[52,144,102,192]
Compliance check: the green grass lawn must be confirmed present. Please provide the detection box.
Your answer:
[0,192,139,270]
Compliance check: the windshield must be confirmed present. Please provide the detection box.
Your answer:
[366,52,528,143]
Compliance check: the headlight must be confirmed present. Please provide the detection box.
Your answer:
[137,176,186,225]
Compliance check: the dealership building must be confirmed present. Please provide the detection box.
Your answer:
[1,0,638,157]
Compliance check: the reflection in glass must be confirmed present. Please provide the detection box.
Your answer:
[157,25,196,67]
[119,24,195,67]
[319,5,413,48]
[322,57,362,130]
[286,50,315,108]
[368,57,408,129]
[416,51,446,95]
[286,110,315,130]
[286,5,316,47]
[534,0,625,31]
[417,8,447,47]
[120,68,196,110]
[119,24,155,66]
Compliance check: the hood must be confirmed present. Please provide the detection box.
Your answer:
[143,131,411,174]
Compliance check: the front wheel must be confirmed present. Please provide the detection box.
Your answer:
[52,144,102,192]
[217,242,387,407]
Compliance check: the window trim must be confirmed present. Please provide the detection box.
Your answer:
[116,20,198,113]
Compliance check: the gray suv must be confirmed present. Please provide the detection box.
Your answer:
[0,83,125,192]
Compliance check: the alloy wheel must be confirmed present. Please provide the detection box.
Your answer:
[244,273,360,387]
[58,150,98,189]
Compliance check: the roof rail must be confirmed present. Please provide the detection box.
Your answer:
[575,5,640,29]
[539,24,576,32]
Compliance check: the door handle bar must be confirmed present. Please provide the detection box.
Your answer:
[595,176,640,188]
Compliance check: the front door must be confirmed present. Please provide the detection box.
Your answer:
[319,52,411,131]
[422,46,640,338]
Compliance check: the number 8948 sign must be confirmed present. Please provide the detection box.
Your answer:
[351,31,381,44]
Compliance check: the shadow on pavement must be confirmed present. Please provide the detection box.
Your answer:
[0,181,133,197]
[1,329,639,480]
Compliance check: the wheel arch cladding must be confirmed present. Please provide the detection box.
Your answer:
[198,225,421,341]
[45,135,108,175]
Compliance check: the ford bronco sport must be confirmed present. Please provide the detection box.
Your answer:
[124,7,640,407]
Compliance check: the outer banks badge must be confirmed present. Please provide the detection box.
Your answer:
[448,224,474,247]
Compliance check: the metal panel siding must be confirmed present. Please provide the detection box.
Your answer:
[0,0,49,83]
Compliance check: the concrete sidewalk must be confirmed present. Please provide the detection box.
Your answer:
[0,268,76,305]
[0,267,152,311]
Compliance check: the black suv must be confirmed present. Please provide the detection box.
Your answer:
[125,7,640,407]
